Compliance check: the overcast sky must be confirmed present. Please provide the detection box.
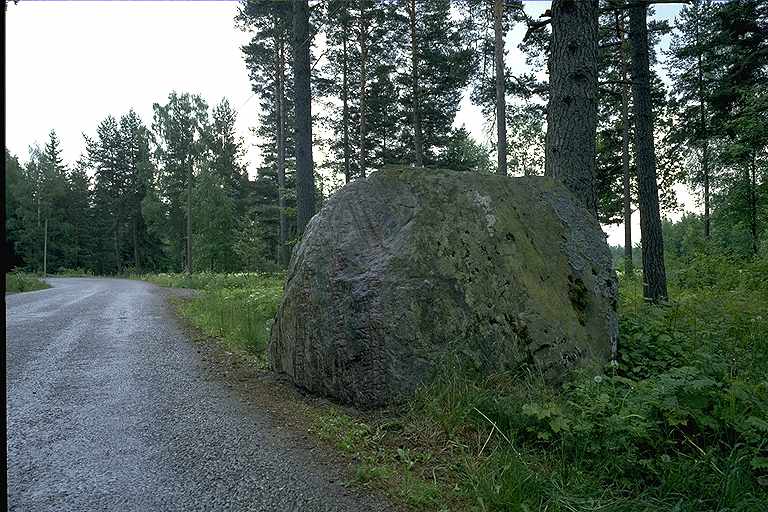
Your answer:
[5,0,693,246]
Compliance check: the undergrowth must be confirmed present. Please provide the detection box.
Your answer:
[311,253,768,511]
[138,271,283,353]
[5,271,49,293]
[139,253,768,511]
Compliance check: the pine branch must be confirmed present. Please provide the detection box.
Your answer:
[602,0,692,14]
[523,10,552,43]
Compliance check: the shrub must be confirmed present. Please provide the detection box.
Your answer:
[403,253,768,510]
[5,272,49,293]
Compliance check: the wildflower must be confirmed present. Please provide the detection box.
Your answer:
[594,375,603,384]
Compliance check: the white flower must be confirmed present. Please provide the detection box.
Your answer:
[594,375,604,384]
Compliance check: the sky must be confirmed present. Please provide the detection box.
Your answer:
[5,0,695,246]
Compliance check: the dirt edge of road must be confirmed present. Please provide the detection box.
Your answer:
[159,288,405,511]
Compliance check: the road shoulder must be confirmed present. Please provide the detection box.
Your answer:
[156,286,403,511]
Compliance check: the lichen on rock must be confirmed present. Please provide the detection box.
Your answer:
[269,167,618,408]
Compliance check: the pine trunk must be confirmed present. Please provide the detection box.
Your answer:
[544,0,599,214]
[276,25,288,266]
[629,1,668,303]
[408,0,424,167]
[342,13,351,184]
[293,0,316,234]
[359,2,369,178]
[618,12,633,275]
[494,0,507,176]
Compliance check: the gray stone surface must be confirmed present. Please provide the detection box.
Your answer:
[270,167,618,408]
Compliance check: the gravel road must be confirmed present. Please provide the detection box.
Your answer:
[6,278,394,512]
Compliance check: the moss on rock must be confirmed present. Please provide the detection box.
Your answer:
[270,167,618,407]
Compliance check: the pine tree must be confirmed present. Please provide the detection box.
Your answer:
[667,0,719,239]
[208,99,248,212]
[507,103,545,177]
[293,0,316,234]
[65,158,93,271]
[462,0,526,175]
[152,92,209,272]
[545,0,600,214]
[440,127,493,173]
[5,149,27,270]
[87,115,127,273]
[187,98,248,271]
[192,164,238,271]
[629,0,668,303]
[320,0,399,177]
[239,0,296,264]
[14,146,46,271]
[395,0,473,166]
[120,109,155,272]
[597,2,678,275]
[38,130,74,273]
[708,0,767,255]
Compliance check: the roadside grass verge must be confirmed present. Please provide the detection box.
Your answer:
[137,272,283,355]
[5,272,49,293]
[139,255,768,511]
[50,268,94,277]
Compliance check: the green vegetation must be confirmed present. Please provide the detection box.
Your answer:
[5,272,50,294]
[140,247,767,511]
[140,272,283,354]
[309,252,768,511]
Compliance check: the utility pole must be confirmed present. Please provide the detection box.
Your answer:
[186,162,192,275]
[43,218,48,277]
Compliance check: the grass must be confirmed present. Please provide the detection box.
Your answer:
[306,254,768,511]
[137,271,283,354]
[5,271,49,293]
[139,253,768,511]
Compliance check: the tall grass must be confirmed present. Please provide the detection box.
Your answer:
[5,272,49,293]
[139,271,284,353]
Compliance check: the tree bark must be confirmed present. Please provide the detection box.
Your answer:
[544,0,599,214]
[359,0,369,178]
[276,24,288,266]
[494,0,507,175]
[408,0,424,167]
[293,0,316,234]
[618,12,633,275]
[341,6,351,184]
[629,1,668,303]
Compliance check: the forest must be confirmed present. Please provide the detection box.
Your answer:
[4,0,768,510]
[5,0,765,283]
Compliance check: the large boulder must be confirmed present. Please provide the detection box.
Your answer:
[269,167,618,408]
